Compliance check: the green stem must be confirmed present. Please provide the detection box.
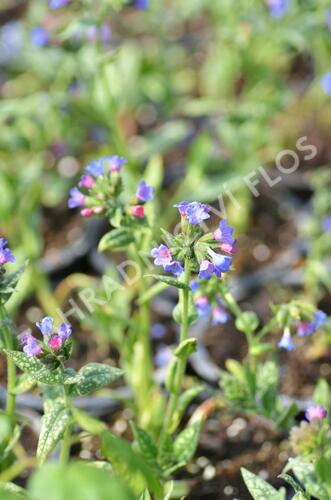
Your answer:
[0,457,36,483]
[160,258,191,444]
[0,305,16,424]
[60,422,73,465]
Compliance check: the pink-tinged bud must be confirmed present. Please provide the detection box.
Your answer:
[79,174,95,189]
[80,208,95,218]
[220,241,238,255]
[305,404,327,422]
[48,335,63,352]
[130,205,145,219]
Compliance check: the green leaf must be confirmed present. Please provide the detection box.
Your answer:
[69,363,123,397]
[313,379,330,411]
[315,458,331,486]
[28,462,136,500]
[165,358,178,393]
[101,431,162,497]
[172,385,205,430]
[241,468,285,499]
[0,265,26,305]
[146,275,189,290]
[98,228,134,252]
[0,482,25,498]
[72,408,107,435]
[285,458,329,500]
[37,404,71,464]
[12,373,36,394]
[174,338,197,360]
[137,282,169,305]
[278,473,307,497]
[4,351,63,385]
[131,423,158,467]
[158,434,175,471]
[276,401,298,430]
[173,422,200,466]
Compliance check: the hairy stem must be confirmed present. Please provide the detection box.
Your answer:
[160,257,191,443]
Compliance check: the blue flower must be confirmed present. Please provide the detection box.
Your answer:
[322,216,331,232]
[36,316,54,336]
[106,155,126,172]
[58,323,72,340]
[213,220,235,244]
[154,344,172,367]
[50,0,69,8]
[22,335,42,357]
[194,296,212,319]
[190,280,199,292]
[31,27,49,47]
[151,245,172,267]
[212,306,229,325]
[151,323,166,339]
[133,0,149,9]
[0,238,16,266]
[174,201,210,225]
[297,310,327,337]
[198,259,214,280]
[136,180,154,202]
[207,249,232,277]
[164,261,184,276]
[321,72,331,96]
[278,328,295,351]
[68,187,85,208]
[85,159,105,177]
[267,0,288,18]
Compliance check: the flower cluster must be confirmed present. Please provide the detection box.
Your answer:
[68,155,154,221]
[278,310,327,351]
[151,202,236,281]
[0,238,15,267]
[305,404,327,423]
[21,316,72,357]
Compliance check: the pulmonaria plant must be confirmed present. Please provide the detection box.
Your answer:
[21,316,72,359]
[151,202,236,282]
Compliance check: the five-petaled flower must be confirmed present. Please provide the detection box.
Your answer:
[164,261,184,276]
[106,155,126,172]
[278,327,295,351]
[68,187,85,209]
[151,245,172,267]
[136,181,154,202]
[198,260,215,280]
[207,249,232,278]
[0,238,16,266]
[213,220,235,244]
[194,296,212,319]
[21,332,42,357]
[174,201,210,225]
[267,0,288,18]
[297,310,327,337]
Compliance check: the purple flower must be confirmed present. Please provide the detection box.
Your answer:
[31,27,49,47]
[219,241,238,255]
[100,23,112,45]
[278,328,295,351]
[198,260,214,280]
[48,335,63,351]
[267,0,288,18]
[164,261,184,276]
[0,239,15,266]
[154,344,172,367]
[213,220,235,244]
[68,187,85,209]
[151,245,172,267]
[305,404,327,422]
[136,181,154,202]
[22,335,42,357]
[190,280,199,292]
[133,0,149,9]
[207,249,232,277]
[297,310,327,337]
[151,323,166,339]
[212,306,229,325]
[36,316,53,336]
[50,0,69,8]
[58,322,72,340]
[194,296,211,319]
[105,155,126,172]
[322,216,331,232]
[79,174,95,189]
[174,201,210,225]
[321,72,331,96]
[85,159,105,177]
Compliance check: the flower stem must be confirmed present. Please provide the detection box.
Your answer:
[160,257,191,444]
[60,422,73,465]
[0,305,16,424]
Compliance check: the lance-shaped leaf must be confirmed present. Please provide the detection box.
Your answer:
[4,351,63,385]
[131,423,158,468]
[37,404,71,464]
[72,408,107,435]
[173,421,200,466]
[174,338,197,361]
[98,228,135,252]
[0,264,25,305]
[69,363,123,397]
[241,468,286,500]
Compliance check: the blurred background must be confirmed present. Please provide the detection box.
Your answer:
[1,0,331,497]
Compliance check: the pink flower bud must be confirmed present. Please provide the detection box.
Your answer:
[130,205,145,219]
[80,208,95,218]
